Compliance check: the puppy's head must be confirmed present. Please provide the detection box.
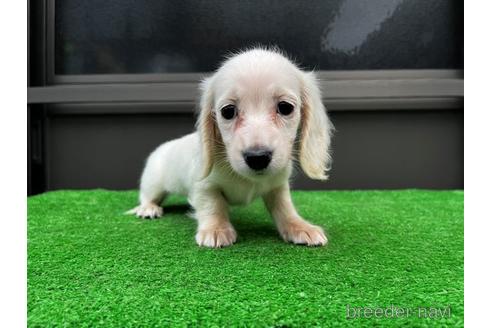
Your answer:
[197,48,333,180]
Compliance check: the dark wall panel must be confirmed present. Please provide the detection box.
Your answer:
[47,113,195,190]
[46,109,463,191]
[296,110,463,189]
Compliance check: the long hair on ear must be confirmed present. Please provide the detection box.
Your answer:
[196,77,218,179]
[299,71,334,180]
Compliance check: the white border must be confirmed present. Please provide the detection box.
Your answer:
[0,0,27,327]
[464,1,492,327]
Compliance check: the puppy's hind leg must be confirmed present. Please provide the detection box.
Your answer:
[126,174,168,219]
[127,191,167,219]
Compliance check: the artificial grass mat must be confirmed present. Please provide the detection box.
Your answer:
[28,190,463,327]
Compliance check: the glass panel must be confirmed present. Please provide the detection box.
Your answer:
[55,0,463,74]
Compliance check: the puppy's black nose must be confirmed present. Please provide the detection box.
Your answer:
[243,148,273,171]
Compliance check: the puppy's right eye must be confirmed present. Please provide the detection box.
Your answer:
[220,105,237,120]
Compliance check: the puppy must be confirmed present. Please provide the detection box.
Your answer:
[128,48,334,248]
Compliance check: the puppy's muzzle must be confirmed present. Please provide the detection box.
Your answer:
[242,148,273,171]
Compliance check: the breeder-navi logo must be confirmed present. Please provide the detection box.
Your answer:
[346,304,452,320]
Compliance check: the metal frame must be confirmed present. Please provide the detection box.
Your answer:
[28,0,49,195]
[45,0,55,84]
[28,70,464,112]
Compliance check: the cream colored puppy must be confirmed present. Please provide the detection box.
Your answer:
[128,48,334,248]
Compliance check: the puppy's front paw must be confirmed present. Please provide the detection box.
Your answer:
[279,220,328,246]
[195,224,237,248]
[126,203,163,219]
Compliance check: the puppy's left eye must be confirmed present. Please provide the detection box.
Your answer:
[277,101,294,116]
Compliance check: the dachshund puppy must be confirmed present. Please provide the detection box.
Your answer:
[128,48,334,248]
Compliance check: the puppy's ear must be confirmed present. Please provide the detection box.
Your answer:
[299,71,334,180]
[196,77,218,179]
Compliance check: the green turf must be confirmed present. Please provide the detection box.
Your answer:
[28,190,463,327]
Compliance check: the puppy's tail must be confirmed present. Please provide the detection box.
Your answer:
[124,203,163,219]
[124,206,139,215]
